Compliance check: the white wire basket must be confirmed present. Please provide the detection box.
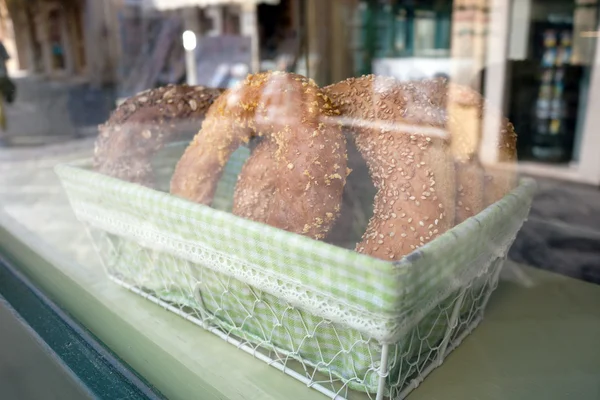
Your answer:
[56,144,535,400]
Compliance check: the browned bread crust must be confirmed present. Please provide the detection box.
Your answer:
[325,75,518,260]
[445,83,518,211]
[94,84,224,186]
[325,76,456,260]
[170,72,347,240]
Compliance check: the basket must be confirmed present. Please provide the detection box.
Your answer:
[55,143,535,400]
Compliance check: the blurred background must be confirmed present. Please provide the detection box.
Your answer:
[0,0,598,284]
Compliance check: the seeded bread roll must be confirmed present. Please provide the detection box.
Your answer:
[325,76,456,260]
[94,84,224,187]
[446,83,518,212]
[481,109,518,206]
[232,139,279,222]
[325,76,517,260]
[171,72,347,240]
[446,83,486,224]
[224,74,516,260]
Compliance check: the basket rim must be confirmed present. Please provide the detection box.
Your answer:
[55,161,536,341]
[55,161,536,268]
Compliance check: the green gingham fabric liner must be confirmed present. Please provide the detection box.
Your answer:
[109,238,386,391]
[55,161,535,333]
[100,231,507,393]
[55,154,535,394]
[87,230,510,394]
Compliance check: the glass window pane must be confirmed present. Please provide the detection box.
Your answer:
[0,0,598,399]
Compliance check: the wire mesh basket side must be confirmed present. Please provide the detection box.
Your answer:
[86,221,507,399]
[87,226,201,308]
[89,224,386,394]
[57,154,535,400]
[390,256,504,399]
[56,158,536,342]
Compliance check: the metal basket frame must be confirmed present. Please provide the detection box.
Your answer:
[56,155,535,400]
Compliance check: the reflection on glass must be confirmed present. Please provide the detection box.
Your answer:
[0,1,598,399]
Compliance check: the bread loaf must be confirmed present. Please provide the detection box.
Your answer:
[325,76,456,260]
[94,84,224,187]
[326,75,518,260]
[171,71,348,240]
[446,83,518,214]
[446,83,486,224]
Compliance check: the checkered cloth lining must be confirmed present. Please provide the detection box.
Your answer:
[55,152,535,394]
